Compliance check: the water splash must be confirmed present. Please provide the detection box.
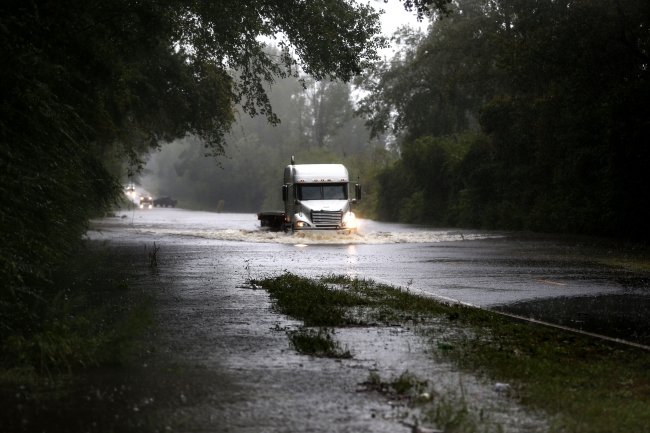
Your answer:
[135,228,501,245]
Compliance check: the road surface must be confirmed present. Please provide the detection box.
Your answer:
[97,208,650,345]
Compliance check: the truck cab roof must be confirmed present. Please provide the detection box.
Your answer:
[285,164,349,183]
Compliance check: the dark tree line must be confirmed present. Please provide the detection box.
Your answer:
[359,0,650,239]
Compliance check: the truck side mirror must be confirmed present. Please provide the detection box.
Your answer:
[282,185,288,202]
[355,183,362,201]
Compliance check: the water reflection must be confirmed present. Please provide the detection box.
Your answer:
[346,244,358,279]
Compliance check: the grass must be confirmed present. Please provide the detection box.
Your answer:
[361,370,429,399]
[256,272,433,327]
[570,235,650,273]
[0,241,153,382]
[388,371,429,395]
[600,256,650,273]
[254,272,650,433]
[288,327,351,358]
[148,242,160,268]
[360,370,478,432]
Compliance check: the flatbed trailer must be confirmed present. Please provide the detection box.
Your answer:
[257,211,285,230]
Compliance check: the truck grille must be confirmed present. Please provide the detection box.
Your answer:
[311,210,342,227]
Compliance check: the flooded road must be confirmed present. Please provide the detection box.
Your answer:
[99,208,650,346]
[79,209,556,433]
[6,208,649,433]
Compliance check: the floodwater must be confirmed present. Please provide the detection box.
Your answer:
[5,208,648,432]
[102,208,650,346]
[85,209,555,433]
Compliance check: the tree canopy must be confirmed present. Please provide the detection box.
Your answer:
[1,0,388,159]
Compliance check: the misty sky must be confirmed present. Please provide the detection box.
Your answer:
[374,0,429,58]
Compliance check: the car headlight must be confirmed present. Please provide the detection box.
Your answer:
[139,204,143,208]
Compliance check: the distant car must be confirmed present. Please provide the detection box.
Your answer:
[153,196,178,208]
[139,195,153,209]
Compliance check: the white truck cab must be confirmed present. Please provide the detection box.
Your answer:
[270,157,360,233]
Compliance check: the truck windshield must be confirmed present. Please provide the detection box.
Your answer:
[298,184,347,200]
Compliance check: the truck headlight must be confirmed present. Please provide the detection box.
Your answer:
[342,213,357,229]
[296,221,310,228]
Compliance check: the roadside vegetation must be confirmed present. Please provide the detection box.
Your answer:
[593,241,650,273]
[0,242,153,384]
[255,272,650,433]
[287,327,351,359]
[356,0,650,241]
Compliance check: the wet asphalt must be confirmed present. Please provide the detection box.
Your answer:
[101,209,650,346]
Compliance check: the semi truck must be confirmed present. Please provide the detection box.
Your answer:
[258,157,361,233]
